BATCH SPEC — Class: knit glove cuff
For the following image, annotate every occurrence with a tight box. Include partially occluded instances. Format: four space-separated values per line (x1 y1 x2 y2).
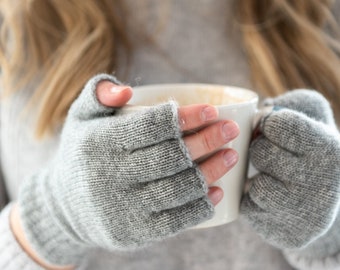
283 210 340 270
18 168 88 265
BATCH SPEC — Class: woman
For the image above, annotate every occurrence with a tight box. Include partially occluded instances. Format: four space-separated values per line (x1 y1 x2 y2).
0 0 339 269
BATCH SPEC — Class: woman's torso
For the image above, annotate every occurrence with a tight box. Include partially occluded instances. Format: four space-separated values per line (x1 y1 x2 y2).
0 1 298 269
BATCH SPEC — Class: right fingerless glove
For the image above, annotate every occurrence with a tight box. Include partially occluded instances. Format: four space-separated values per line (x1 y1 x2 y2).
18 74 214 265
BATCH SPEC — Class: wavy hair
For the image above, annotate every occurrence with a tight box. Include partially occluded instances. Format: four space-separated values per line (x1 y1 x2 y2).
235 0 340 122
0 0 132 137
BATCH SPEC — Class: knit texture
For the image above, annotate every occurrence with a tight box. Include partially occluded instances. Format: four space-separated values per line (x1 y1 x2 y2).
263 90 340 269
2 0 340 268
283 211 340 270
18 74 214 265
241 90 340 260
0 204 44 270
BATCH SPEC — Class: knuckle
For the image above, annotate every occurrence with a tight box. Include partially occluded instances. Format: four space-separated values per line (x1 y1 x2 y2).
204 164 220 182
201 131 217 152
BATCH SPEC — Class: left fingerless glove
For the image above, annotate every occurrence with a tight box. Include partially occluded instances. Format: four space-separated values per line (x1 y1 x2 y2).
241 90 340 269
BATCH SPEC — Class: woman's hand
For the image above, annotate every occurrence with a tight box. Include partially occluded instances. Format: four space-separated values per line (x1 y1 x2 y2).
241 90 340 250
16 74 240 267
96 80 239 205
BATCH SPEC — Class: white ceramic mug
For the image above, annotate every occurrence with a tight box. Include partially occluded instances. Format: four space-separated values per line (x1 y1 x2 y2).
120 83 259 228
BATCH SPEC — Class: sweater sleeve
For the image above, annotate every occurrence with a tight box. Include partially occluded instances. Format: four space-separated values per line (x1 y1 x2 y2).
0 203 45 270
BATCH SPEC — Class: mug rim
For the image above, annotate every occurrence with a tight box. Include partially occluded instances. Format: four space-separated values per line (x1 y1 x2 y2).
126 83 259 110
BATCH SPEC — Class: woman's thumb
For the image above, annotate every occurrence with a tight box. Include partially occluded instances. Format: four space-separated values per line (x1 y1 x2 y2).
68 74 132 120
96 81 132 107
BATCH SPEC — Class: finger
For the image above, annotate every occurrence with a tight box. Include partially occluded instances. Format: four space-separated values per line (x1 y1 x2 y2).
244 174 291 213
240 190 307 249
199 149 239 185
118 143 237 186
241 173 340 249
96 80 132 107
245 172 329 215
68 73 123 120
260 109 333 154
178 104 219 131
117 139 193 182
134 168 223 213
147 197 214 239
133 168 208 212
184 120 239 160
250 138 303 183
96 102 183 150
248 173 330 213
208 186 224 206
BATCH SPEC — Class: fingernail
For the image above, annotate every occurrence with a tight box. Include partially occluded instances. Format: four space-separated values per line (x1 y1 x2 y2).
201 106 218 122
208 188 223 205
111 85 131 94
222 122 239 140
223 151 238 167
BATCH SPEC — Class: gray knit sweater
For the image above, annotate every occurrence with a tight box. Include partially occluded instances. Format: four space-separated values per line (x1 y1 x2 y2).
0 1 339 269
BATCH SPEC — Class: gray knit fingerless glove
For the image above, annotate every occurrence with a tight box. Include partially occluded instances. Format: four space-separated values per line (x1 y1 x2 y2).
18 74 213 265
241 90 340 256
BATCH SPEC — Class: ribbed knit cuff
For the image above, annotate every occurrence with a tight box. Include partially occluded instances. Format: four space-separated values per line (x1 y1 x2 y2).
18 171 87 265
283 211 340 270
284 251 340 270
0 203 44 270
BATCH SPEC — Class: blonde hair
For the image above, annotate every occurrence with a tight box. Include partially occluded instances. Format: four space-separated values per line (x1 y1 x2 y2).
0 0 132 137
0 0 340 138
235 0 340 122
